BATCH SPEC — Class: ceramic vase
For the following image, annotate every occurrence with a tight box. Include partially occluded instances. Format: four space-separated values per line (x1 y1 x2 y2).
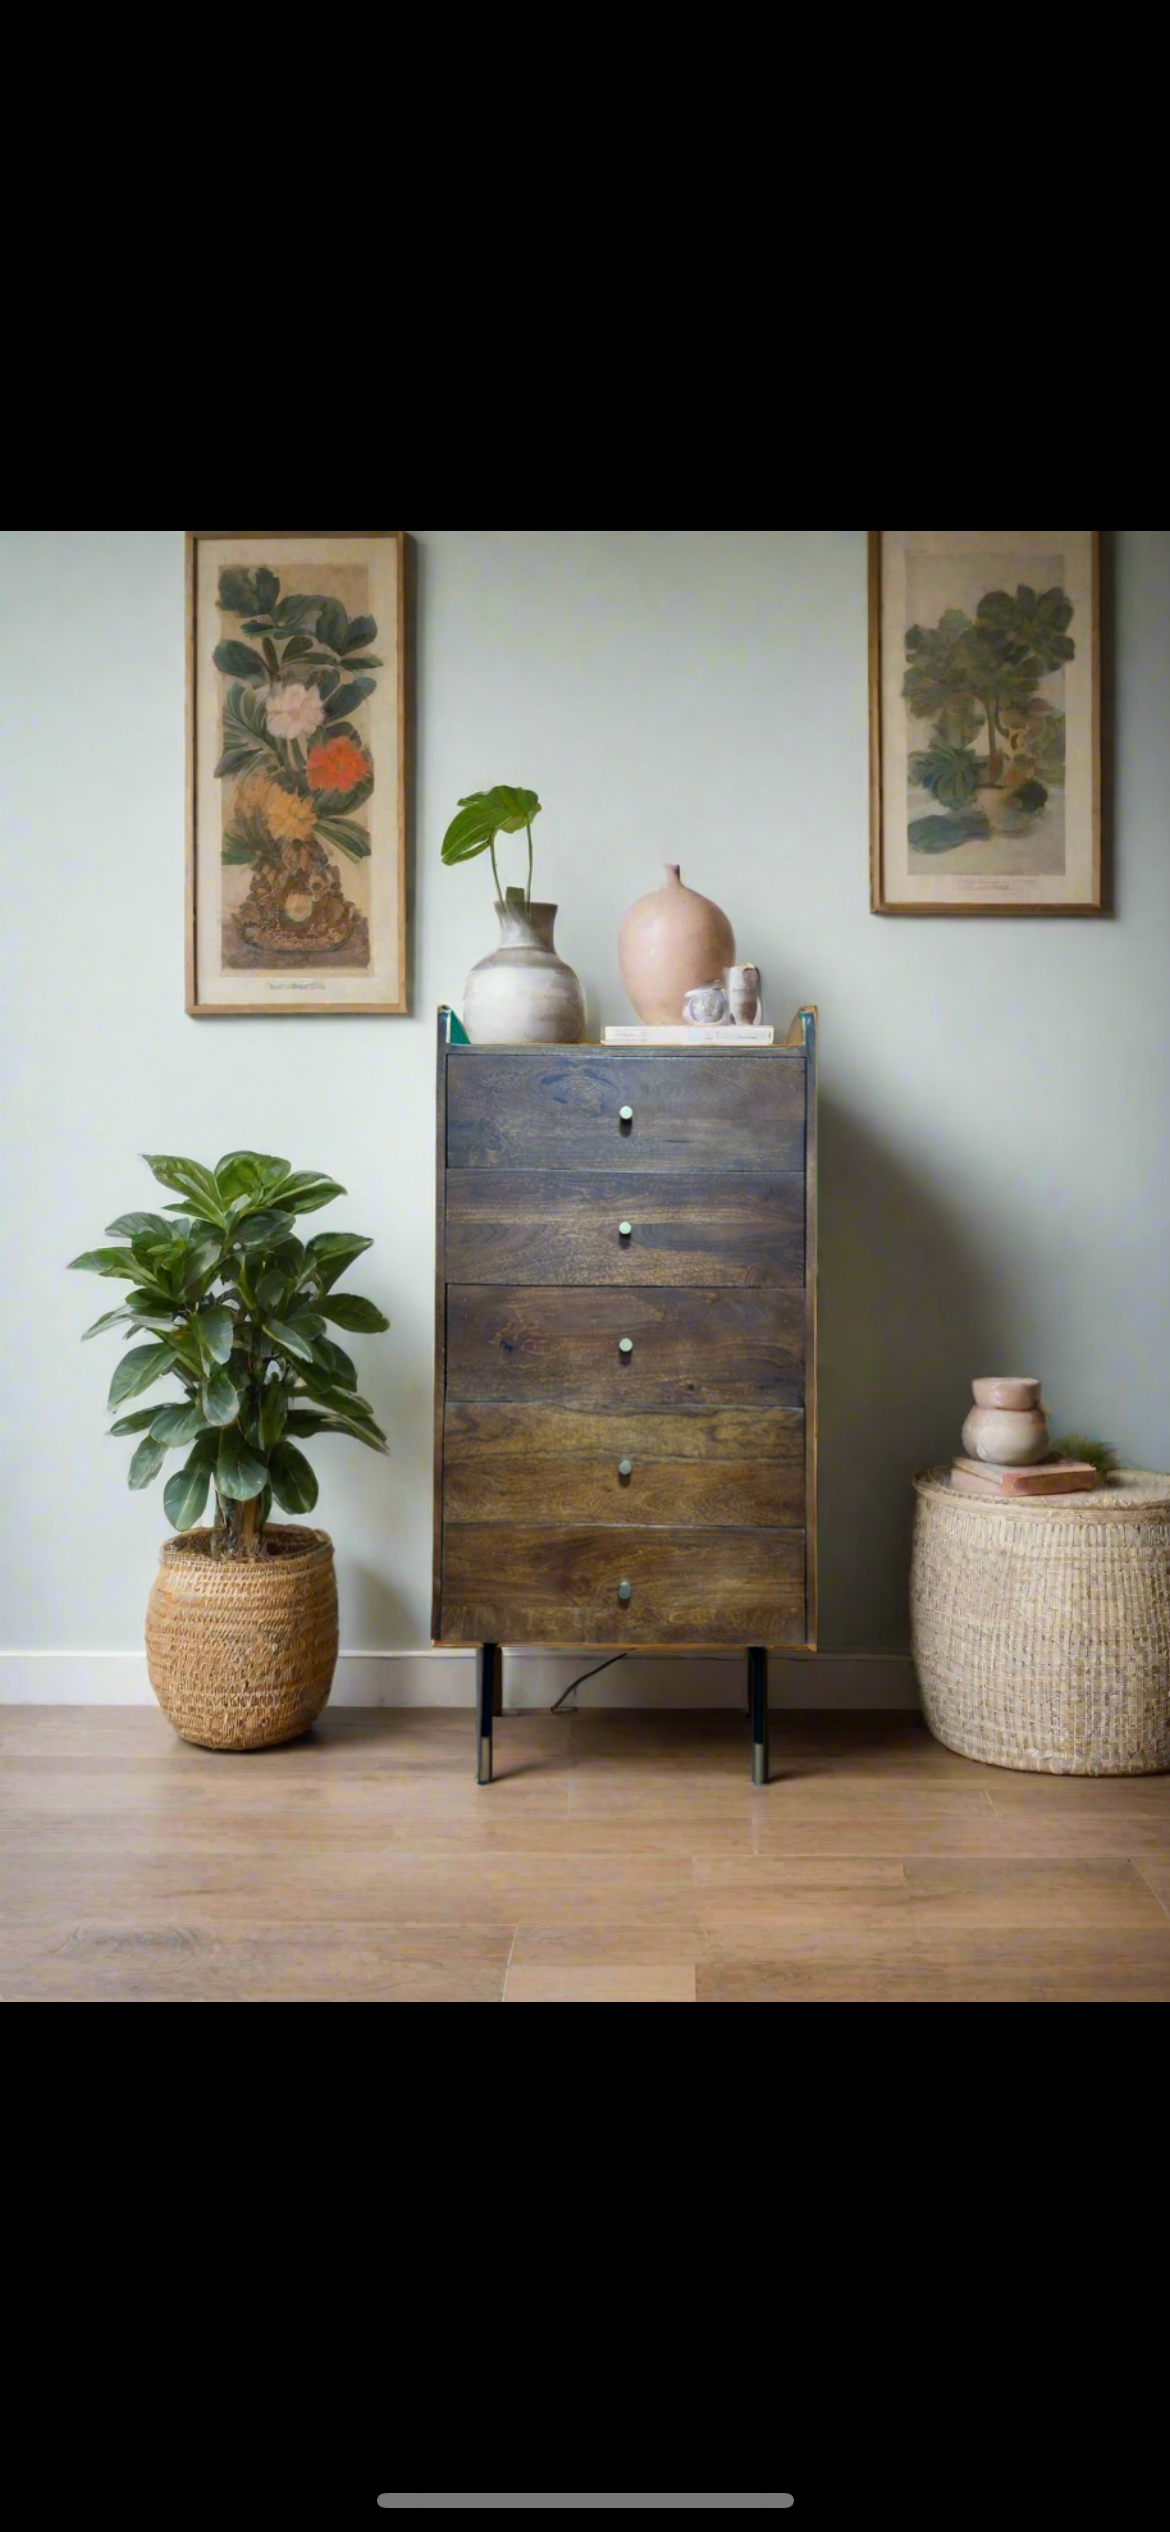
682 984 730 1024
618 862 735 1024
725 963 763 1025
960 1376 1048 1465
462 899 585 1046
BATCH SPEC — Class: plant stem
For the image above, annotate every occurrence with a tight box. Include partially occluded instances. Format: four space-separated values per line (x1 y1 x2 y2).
525 823 533 906
489 839 502 906
983 693 1003 784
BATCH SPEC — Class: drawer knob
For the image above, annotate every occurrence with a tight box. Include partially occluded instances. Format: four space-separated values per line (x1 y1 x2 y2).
617 1580 632 1603
618 1105 634 1126
618 1337 633 1356
618 1220 632 1240
618 1458 633 1478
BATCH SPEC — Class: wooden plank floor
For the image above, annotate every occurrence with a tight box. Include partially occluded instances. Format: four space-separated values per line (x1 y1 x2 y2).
3 1706 1170 2002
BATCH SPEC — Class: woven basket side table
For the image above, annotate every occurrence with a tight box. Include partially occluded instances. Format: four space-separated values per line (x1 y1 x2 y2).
911 1469 1170 1776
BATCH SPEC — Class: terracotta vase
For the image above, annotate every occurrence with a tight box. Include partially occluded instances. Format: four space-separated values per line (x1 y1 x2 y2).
961 1376 1048 1466
462 899 585 1046
618 863 735 1024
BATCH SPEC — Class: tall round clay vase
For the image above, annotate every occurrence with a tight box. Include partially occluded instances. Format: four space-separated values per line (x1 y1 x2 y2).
618 863 735 1024
462 899 585 1045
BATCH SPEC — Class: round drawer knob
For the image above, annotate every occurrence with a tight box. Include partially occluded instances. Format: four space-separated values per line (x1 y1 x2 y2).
619 1337 633 1356
618 1458 633 1478
618 1105 634 1125
617 1580 632 1603
618 1221 632 1239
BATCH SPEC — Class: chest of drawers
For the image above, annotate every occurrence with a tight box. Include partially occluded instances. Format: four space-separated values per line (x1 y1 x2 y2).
432 1009 818 1782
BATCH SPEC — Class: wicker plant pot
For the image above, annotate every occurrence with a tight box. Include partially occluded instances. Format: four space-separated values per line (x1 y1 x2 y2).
145 1525 339 1751
911 1469 1170 1775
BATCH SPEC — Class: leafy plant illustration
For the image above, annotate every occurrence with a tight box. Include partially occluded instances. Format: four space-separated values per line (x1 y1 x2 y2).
904 581 1074 853
905 586 1074 785
213 568 382 956
908 739 982 808
71 1151 389 1561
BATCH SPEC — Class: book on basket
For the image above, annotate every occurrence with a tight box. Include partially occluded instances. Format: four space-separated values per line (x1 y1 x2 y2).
949 1456 1098 1497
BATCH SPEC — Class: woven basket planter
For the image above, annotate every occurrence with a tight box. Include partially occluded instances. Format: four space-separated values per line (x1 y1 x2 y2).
145 1525 338 1751
911 1469 1170 1775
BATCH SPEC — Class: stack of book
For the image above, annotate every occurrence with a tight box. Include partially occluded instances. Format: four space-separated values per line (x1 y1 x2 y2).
603 1023 774 1045
949 1458 1098 1498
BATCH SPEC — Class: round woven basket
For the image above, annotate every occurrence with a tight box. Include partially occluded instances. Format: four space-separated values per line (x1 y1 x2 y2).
911 1469 1170 1775
145 1525 339 1751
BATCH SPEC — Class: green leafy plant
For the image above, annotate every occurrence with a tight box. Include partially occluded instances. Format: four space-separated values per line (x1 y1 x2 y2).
71 1153 388 1559
440 785 542 906
1047 1435 1120 1481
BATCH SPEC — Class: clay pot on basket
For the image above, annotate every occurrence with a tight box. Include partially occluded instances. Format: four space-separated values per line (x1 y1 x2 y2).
618 862 735 1024
145 1526 339 1750
961 1376 1048 1466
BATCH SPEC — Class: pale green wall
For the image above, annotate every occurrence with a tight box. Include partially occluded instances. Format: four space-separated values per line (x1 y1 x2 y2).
2 529 1167 1657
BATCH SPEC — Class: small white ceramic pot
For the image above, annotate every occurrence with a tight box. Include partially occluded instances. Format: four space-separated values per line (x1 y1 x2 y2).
682 983 729 1024
971 1376 1042 1412
725 963 763 1024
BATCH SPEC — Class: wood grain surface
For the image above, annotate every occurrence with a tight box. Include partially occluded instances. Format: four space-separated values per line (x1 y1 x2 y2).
441 1522 806 1646
445 1284 804 1409
446 1049 806 1173
445 1169 804 1286
6 1708 1169 2002
443 1402 804 1528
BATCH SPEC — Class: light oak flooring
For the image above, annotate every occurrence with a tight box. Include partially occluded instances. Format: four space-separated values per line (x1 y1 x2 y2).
3 1706 1170 2002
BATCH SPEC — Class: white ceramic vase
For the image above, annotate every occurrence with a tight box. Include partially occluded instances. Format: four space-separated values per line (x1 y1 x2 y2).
462 899 585 1046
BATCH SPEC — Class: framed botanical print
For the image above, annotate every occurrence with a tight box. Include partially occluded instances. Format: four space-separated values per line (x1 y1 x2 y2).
870 529 1102 914
187 530 408 1011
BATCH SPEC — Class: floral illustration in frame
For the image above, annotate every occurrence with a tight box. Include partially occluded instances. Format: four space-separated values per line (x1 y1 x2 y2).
187 531 408 1011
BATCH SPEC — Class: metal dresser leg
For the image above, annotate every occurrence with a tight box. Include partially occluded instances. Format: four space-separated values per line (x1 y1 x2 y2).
749 1646 769 1786
477 1642 499 1784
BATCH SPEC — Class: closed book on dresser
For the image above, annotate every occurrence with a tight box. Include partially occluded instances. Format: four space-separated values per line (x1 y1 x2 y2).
432 1010 818 1781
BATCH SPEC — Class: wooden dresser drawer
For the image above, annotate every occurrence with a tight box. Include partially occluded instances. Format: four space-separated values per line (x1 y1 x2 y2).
443 1403 805 1528
446 1285 804 1409
442 1521 807 1646
446 1049 805 1173
445 1169 804 1286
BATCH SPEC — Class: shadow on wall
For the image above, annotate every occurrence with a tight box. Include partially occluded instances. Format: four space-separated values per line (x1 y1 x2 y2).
818 1094 1017 1653
342 1561 416 1646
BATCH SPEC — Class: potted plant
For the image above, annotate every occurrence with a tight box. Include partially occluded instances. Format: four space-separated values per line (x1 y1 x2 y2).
441 784 585 1044
70 1150 388 1750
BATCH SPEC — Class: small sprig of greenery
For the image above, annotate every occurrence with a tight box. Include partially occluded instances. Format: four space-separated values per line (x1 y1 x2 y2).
441 785 542 906
1048 1435 1120 1481
71 1152 388 1558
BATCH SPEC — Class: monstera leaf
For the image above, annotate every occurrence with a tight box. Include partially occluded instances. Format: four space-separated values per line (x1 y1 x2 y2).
441 786 542 863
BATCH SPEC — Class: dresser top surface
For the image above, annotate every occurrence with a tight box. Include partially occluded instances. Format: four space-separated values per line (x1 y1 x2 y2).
438 1009 816 1058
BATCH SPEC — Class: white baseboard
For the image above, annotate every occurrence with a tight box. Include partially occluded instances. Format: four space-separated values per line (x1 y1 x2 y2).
0 1648 917 1710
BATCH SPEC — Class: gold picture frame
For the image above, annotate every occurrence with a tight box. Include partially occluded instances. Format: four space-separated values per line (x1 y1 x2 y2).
186 529 409 1012
870 528 1102 915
